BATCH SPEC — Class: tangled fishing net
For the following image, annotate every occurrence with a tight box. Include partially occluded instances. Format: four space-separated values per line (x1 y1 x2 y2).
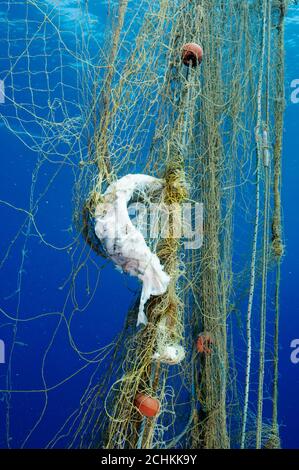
0 0 290 449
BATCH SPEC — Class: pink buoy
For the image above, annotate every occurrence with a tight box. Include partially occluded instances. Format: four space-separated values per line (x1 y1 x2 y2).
182 43 203 67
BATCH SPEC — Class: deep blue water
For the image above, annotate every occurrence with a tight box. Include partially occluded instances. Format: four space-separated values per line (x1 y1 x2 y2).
0 1 298 449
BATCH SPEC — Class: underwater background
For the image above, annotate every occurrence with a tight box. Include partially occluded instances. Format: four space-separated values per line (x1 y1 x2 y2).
0 1 298 449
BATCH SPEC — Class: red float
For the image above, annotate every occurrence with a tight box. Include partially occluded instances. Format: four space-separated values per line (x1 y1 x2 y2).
134 393 160 418
196 333 213 355
182 43 203 67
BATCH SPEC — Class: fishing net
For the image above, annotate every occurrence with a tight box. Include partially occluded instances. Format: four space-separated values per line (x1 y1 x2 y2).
0 0 289 449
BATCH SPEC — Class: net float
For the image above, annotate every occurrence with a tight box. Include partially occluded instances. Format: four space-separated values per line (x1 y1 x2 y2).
134 393 160 418
182 42 203 67
196 332 214 355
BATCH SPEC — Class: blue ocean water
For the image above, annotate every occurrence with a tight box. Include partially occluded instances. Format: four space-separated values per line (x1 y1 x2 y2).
278 6 299 447
0 1 298 449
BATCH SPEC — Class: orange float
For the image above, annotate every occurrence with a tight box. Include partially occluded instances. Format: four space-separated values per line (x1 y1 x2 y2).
134 393 160 418
196 332 213 355
182 43 203 67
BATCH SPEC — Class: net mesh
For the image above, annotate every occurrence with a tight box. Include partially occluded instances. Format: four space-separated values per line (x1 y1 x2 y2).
0 0 288 449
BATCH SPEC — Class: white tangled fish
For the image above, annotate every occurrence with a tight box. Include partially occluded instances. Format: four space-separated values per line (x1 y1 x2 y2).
94 174 170 326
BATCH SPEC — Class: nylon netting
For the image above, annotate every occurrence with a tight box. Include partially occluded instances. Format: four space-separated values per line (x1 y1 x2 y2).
0 0 288 449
